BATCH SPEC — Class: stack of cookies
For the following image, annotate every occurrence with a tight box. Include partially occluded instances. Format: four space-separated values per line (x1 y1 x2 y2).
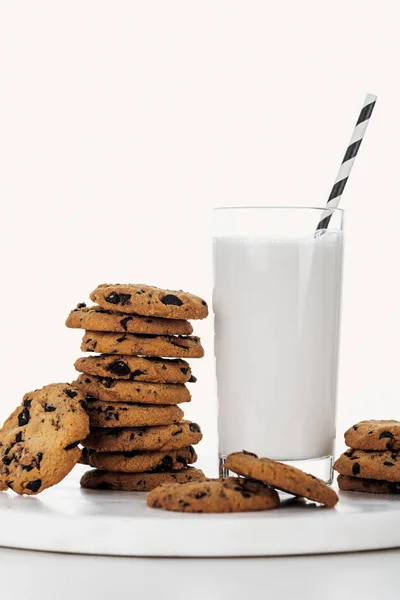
66 283 208 492
334 420 400 495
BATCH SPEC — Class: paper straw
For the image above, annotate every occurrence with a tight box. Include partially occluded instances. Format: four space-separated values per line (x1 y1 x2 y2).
316 93 377 231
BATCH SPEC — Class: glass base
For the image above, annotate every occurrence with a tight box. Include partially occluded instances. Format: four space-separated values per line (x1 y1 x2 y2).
219 454 334 485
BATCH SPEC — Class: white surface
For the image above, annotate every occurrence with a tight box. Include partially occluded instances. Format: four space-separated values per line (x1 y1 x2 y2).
1 466 400 557
214 231 343 459
1 547 400 600
1 2 400 462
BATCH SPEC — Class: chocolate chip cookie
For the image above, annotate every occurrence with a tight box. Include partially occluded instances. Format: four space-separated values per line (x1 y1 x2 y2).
74 355 194 383
334 448 400 482
81 331 204 358
66 304 193 335
344 420 400 451
86 400 184 428
83 421 202 452
147 477 280 513
225 451 338 507
90 284 208 320
87 446 197 472
0 383 89 495
72 374 191 405
337 474 400 494
80 466 206 491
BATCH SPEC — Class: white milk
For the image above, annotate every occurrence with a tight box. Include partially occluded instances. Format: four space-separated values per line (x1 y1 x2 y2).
213 232 343 460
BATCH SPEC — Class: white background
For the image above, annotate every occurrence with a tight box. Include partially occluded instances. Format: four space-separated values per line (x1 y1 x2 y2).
1 0 399 461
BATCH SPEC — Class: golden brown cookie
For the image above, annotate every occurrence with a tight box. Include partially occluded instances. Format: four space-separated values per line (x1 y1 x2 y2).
83 421 202 452
86 400 183 428
74 355 194 384
337 474 400 494
66 304 193 335
90 283 208 320
344 420 400 451
80 466 205 491
72 374 191 405
225 451 338 508
334 448 400 482
0 384 90 495
81 331 204 359
87 446 197 472
147 477 280 513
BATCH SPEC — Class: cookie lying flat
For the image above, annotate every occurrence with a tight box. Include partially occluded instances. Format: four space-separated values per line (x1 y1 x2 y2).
0 383 89 495
83 421 202 452
72 374 191 405
344 420 400 451
74 355 194 384
81 466 205 491
225 451 338 508
86 400 183 428
87 446 197 472
81 331 204 359
337 474 400 494
66 304 193 335
90 283 208 320
147 477 280 513
334 449 400 482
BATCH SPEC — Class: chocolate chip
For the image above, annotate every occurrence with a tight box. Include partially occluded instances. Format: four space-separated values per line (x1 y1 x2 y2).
116 336 127 343
188 375 197 383
195 492 207 499
36 453 43 467
64 441 80 450
65 389 78 399
26 479 42 493
188 446 195 456
21 464 33 471
23 398 32 407
18 407 30 427
2 455 12 465
353 425 358 431
181 368 188 375
202 300 207 306
157 456 173 472
105 292 131 305
15 432 23 443
344 450 354 457
85 378 91 384
189 423 200 433
77 302 87 308
131 370 146 379
161 294 183 306
100 377 115 389
352 462 361 476
79 400 88 411
379 431 394 439
384 461 395 467
241 491 252 498
120 316 133 331
44 404 56 412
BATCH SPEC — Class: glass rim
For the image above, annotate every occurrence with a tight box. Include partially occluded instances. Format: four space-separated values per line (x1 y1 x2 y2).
213 205 344 213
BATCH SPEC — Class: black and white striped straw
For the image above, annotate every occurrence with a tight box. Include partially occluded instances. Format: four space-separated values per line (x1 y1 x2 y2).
316 93 377 231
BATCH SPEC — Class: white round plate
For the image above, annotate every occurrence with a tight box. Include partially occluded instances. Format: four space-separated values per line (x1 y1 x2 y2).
1 465 400 557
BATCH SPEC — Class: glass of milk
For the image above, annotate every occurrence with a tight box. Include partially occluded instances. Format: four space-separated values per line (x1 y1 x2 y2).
213 207 344 483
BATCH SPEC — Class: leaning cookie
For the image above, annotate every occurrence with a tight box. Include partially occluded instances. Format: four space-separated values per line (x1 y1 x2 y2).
81 331 204 359
147 477 280 513
0 383 89 495
72 374 191 405
66 304 193 335
82 421 203 452
90 283 208 320
337 474 400 494
80 466 206 491
86 400 184 428
74 355 194 383
225 451 338 507
334 448 400 482
344 420 400 451
87 446 197 472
